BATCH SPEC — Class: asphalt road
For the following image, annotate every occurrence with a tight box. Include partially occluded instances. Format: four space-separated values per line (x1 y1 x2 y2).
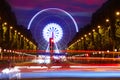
20 78 120 80
1 61 120 80
14 62 120 80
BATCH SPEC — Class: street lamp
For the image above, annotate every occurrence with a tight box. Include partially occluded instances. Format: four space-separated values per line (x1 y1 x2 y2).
92 29 95 32
106 19 109 22
81 37 84 40
114 49 117 52
88 33 91 35
98 25 101 28
4 22 7 25
107 50 109 53
78 39 81 42
10 26 13 29
0 47 2 59
15 30 17 33
84 34 87 37
116 11 120 16
21 35 23 38
18 32 20 35
0 47 2 52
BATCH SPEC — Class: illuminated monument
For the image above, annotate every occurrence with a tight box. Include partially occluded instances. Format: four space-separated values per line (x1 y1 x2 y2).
28 8 78 63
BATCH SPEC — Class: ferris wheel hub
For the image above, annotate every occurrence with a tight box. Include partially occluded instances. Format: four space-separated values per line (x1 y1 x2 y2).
43 23 63 43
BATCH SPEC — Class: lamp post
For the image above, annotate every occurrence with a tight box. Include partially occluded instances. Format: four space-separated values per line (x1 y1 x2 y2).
115 11 120 51
116 11 120 16
0 47 2 59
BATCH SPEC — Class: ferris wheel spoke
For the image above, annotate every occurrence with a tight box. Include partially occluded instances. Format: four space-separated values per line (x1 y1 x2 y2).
43 23 63 43
28 8 78 49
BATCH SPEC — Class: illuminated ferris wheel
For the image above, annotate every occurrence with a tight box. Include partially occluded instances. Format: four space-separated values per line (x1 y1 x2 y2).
43 23 63 43
28 8 78 50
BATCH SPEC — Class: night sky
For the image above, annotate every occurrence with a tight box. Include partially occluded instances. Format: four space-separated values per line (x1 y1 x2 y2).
6 0 107 29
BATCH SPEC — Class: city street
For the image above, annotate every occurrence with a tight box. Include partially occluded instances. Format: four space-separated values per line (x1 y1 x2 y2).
13 62 120 79
0 0 120 80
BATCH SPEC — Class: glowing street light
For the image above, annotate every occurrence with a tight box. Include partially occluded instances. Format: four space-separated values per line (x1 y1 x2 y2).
0 47 2 53
81 37 84 40
18 32 20 35
98 25 101 28
21 35 23 38
15 30 17 33
88 33 91 35
78 39 81 42
84 34 87 37
0 47 2 59
4 22 7 25
106 19 109 22
107 50 110 53
114 49 117 52
92 29 95 32
116 11 120 16
10 26 13 29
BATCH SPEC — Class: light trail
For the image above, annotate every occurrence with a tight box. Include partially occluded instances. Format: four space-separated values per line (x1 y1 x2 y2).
1 49 120 62
68 57 120 60
2 49 120 54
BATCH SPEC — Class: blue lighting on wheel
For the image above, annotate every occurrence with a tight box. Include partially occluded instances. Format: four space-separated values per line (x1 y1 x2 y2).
27 8 78 50
43 23 63 43
27 8 78 32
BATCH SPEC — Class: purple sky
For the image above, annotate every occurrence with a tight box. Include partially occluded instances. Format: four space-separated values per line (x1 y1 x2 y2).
7 0 107 29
